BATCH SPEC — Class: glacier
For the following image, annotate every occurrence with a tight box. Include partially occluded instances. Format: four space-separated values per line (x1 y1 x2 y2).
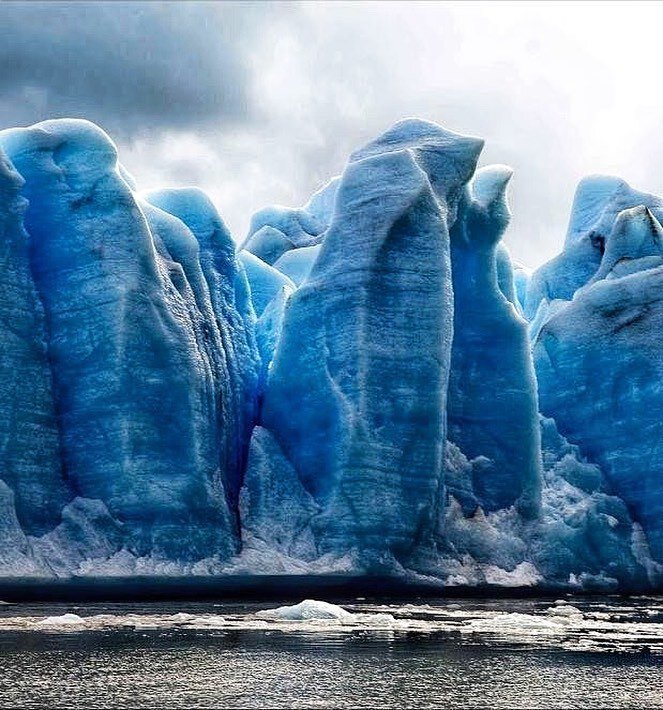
447 164 541 517
0 117 660 592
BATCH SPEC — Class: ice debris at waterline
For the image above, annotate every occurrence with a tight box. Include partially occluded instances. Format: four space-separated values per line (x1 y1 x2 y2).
0 117 660 591
1 599 662 655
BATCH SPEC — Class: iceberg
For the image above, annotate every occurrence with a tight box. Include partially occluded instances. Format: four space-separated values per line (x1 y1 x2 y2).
0 116 658 592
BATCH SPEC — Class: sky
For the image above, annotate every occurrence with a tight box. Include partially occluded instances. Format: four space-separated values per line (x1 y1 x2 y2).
2 0 663 268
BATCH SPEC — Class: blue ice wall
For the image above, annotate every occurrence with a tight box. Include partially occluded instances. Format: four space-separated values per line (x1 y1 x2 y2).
0 120 243 560
243 119 484 564
143 188 260 509
525 176 663 320
0 147 70 535
448 166 542 517
0 116 658 588
533 204 663 562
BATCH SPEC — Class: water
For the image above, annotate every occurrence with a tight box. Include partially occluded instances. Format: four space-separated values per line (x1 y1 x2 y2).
0 596 660 708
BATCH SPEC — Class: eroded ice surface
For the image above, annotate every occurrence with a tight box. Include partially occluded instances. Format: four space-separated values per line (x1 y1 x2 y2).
533 204 663 564
447 165 541 517
0 120 257 563
0 117 659 591
243 120 483 568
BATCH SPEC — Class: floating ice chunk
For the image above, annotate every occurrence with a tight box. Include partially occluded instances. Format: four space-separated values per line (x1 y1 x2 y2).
37 613 84 627
256 599 352 621
464 612 563 634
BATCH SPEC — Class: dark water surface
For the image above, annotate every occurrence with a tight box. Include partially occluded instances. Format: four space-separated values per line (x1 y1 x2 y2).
0 596 660 708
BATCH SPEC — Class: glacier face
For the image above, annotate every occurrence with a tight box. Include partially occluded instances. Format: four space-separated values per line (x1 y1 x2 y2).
0 148 69 536
0 120 258 563
447 165 541 518
245 121 482 567
0 117 659 591
532 204 663 565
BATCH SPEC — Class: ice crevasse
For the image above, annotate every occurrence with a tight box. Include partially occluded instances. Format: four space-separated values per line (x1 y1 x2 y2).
0 117 659 591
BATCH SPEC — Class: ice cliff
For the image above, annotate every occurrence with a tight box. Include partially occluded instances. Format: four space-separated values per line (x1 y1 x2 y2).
531 193 663 568
0 118 659 591
0 120 258 567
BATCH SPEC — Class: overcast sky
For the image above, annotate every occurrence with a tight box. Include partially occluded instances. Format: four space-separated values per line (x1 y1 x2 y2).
2 1 663 268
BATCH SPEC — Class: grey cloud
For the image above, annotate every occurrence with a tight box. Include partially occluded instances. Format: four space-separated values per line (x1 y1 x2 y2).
3 2 662 269
0 1 283 135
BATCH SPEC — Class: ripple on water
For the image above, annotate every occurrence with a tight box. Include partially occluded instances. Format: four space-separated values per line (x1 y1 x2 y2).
0 598 660 708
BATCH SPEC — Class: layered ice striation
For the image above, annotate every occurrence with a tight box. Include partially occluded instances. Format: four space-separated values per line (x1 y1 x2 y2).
533 203 663 564
447 165 541 517
0 147 69 536
0 116 659 590
0 119 259 563
525 175 663 321
242 119 483 568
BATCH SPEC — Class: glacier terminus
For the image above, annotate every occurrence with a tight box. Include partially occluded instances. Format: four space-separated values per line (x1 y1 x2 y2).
0 117 660 592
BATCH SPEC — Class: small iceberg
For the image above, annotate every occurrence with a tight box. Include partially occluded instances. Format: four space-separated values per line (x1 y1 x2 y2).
545 604 584 619
36 613 85 627
256 599 352 621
